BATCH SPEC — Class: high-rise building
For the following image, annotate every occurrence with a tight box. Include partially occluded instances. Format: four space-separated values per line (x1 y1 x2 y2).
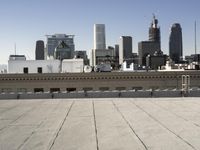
94 24 106 50
35 40 44 60
138 41 160 65
46 34 75 58
169 23 183 63
138 15 162 66
149 15 161 44
54 41 73 60
74 50 89 65
119 36 132 64
115 44 119 58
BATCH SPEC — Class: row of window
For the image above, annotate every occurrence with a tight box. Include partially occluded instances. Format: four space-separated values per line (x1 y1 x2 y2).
0 87 144 93
23 67 42 74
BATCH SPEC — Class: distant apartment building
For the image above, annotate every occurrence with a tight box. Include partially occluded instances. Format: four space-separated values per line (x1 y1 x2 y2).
8 55 83 74
46 34 75 58
74 50 89 65
169 23 183 63
91 49 115 67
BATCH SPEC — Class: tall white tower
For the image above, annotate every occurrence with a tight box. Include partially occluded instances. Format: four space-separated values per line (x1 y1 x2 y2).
94 24 106 50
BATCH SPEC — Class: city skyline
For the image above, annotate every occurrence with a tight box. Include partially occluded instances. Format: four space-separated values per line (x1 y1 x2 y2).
0 0 200 64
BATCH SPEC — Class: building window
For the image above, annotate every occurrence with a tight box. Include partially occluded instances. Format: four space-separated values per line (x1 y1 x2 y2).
34 88 44 93
37 67 42 73
116 87 126 91
66 88 76 92
23 67 28 74
82 87 93 91
1 88 12 93
50 88 60 93
132 87 143 91
17 88 27 93
99 87 109 91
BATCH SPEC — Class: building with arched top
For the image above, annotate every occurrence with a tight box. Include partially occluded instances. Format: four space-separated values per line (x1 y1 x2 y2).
169 23 183 63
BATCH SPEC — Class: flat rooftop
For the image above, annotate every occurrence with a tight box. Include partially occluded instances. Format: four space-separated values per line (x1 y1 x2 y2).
0 98 200 150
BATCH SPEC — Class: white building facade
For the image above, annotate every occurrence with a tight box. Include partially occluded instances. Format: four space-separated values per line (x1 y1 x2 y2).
62 59 84 73
8 59 61 74
8 56 84 74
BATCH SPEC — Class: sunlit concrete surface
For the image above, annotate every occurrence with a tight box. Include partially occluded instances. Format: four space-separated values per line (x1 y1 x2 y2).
0 98 200 150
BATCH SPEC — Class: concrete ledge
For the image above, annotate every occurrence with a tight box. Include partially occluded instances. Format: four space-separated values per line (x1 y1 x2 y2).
0 93 18 100
53 91 85 98
1 90 200 99
19 93 52 99
120 90 152 98
86 91 120 98
188 90 200 97
153 90 181 97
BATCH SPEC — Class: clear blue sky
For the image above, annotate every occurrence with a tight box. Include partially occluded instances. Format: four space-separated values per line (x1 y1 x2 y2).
0 0 199 64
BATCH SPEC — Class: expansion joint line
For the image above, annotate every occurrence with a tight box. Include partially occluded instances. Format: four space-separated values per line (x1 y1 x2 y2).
17 121 44 150
92 101 99 150
130 101 197 150
49 101 75 150
112 101 148 150
0 101 46 133
18 101 64 150
150 100 200 128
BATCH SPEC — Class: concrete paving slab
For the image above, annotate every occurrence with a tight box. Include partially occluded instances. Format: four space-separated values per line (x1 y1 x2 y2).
19 100 73 150
50 101 97 150
0 98 200 150
0 125 37 150
94 100 146 150
113 100 193 150
133 100 200 149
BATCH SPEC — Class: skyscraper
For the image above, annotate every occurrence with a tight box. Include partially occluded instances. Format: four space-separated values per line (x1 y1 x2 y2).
169 23 183 63
94 24 106 50
46 34 75 58
119 36 132 64
54 41 73 60
35 40 44 60
149 15 161 44
138 15 161 66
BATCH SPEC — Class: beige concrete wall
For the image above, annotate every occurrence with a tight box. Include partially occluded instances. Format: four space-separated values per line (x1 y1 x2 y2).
0 71 200 93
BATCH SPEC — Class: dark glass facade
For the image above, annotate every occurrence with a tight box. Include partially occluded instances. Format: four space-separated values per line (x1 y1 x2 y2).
35 40 44 60
169 23 183 63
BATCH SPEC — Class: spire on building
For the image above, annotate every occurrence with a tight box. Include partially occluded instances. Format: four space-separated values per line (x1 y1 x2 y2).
149 15 160 43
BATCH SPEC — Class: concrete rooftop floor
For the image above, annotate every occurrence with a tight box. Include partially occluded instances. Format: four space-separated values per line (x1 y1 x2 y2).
0 98 200 150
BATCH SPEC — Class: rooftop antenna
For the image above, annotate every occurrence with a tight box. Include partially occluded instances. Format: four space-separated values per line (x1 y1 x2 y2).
14 43 16 55
195 21 197 54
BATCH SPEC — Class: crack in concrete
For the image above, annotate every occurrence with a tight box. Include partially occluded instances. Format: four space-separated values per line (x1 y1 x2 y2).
0 101 45 133
48 101 74 150
131 101 197 150
17 121 43 150
92 101 99 150
112 100 148 150
150 100 200 128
